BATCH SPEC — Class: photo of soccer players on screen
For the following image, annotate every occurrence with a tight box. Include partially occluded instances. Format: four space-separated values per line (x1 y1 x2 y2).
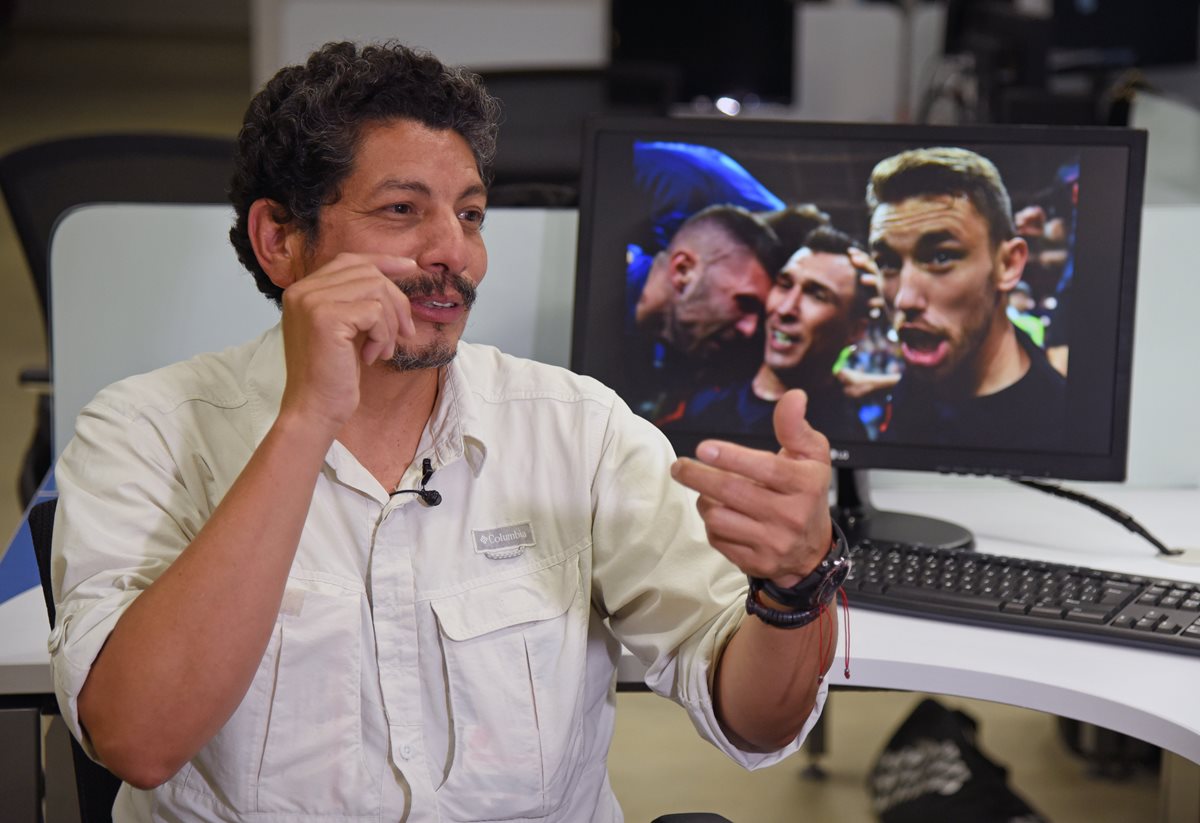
622 138 1081 451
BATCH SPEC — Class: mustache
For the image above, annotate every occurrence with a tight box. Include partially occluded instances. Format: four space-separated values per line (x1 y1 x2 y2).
398 272 478 310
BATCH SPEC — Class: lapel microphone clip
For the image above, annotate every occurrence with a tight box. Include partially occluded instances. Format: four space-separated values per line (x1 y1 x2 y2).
390 458 442 506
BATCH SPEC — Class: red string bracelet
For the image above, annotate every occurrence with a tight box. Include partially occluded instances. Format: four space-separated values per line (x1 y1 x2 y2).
817 588 852 684
838 586 851 679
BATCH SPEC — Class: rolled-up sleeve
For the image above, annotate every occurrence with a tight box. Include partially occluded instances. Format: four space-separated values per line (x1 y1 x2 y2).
49 390 208 759
588 396 824 769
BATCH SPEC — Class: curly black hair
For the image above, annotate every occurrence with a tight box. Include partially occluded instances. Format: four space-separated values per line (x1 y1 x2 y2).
228 41 501 305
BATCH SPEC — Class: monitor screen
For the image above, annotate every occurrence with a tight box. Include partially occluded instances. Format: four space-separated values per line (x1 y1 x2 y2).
1051 0 1200 70
609 0 795 106
571 118 1147 492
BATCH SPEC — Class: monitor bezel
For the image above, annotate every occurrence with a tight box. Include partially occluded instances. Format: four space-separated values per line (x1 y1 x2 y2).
571 116 1147 482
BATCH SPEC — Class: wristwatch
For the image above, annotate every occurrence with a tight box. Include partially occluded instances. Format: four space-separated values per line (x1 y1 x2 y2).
745 521 851 629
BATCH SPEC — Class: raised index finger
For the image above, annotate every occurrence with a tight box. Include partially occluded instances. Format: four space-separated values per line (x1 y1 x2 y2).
678 438 813 499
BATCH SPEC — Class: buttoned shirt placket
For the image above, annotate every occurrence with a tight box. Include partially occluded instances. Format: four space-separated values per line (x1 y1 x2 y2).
372 460 440 820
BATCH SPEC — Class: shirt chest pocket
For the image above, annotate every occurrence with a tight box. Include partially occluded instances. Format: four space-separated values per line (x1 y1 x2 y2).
167 573 383 817
429 549 590 821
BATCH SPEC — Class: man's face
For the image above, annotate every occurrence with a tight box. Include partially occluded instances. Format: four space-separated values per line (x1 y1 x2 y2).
301 118 488 369
667 247 771 359
764 249 862 381
869 194 1020 384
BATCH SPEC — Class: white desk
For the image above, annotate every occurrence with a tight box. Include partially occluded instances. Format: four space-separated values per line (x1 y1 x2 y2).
0 478 59 823
0 588 52 694
843 481 1200 763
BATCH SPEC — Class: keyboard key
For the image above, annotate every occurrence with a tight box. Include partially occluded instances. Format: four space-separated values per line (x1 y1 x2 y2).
884 585 1005 611
1029 605 1065 619
1099 585 1139 606
1065 607 1110 624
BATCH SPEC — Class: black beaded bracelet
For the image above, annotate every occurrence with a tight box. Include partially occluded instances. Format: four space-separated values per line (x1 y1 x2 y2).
744 522 851 629
745 582 826 629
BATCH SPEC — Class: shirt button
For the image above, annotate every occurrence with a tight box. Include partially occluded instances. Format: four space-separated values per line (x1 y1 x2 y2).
399 743 413 760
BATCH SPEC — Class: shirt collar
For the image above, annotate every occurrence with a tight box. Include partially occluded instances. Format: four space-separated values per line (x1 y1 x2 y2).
242 325 488 479
432 346 488 478
244 323 286 448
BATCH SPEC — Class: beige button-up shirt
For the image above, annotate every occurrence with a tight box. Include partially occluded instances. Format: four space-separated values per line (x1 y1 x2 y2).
50 325 823 822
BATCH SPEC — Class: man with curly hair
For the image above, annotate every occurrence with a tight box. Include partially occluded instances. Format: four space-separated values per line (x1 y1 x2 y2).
49 41 840 821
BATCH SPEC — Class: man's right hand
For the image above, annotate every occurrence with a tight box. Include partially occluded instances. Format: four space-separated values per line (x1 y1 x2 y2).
277 252 421 434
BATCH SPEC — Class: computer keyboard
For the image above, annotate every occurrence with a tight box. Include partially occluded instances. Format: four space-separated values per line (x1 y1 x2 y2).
844 539 1200 657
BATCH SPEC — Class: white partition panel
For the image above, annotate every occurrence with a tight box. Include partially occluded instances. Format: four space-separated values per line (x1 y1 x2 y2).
1124 205 1200 486
49 204 579 457
49 204 278 458
255 0 608 86
461 209 577 368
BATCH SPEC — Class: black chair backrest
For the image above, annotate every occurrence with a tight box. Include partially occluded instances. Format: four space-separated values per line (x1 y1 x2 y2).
27 496 122 823
0 134 236 509
0 132 236 331
28 497 58 625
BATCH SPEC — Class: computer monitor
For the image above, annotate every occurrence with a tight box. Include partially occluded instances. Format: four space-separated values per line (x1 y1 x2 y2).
609 0 796 107
571 117 1147 548
945 0 1199 71
943 1 1198 124
1050 0 1200 71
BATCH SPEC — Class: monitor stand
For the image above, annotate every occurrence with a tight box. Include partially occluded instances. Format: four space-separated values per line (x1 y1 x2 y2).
833 468 974 550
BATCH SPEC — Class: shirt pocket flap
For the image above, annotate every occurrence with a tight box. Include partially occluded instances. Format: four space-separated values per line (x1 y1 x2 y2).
431 554 582 641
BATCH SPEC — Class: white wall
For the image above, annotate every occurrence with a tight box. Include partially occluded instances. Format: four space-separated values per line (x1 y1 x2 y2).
252 0 608 91
250 0 945 122
1134 91 1200 206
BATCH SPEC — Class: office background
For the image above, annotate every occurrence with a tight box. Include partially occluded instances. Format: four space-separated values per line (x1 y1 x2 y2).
2 0 1198 820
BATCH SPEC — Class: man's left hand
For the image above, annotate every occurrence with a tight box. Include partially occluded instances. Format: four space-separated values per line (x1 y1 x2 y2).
670 390 833 587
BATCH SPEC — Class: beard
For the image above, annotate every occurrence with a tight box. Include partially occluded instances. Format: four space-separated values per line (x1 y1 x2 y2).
386 339 458 372
384 270 478 373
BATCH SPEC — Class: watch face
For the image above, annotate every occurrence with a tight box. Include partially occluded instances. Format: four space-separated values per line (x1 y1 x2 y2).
816 558 852 605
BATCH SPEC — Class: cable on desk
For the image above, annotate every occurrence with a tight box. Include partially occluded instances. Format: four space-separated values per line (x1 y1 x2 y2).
1012 478 1183 557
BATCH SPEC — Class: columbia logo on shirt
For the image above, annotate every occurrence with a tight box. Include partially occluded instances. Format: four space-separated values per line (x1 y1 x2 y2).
471 522 536 559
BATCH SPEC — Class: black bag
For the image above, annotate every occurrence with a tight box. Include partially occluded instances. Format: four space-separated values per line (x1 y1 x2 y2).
867 698 1050 823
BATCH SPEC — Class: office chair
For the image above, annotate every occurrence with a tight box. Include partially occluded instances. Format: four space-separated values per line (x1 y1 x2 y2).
29 497 123 823
0 133 236 507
